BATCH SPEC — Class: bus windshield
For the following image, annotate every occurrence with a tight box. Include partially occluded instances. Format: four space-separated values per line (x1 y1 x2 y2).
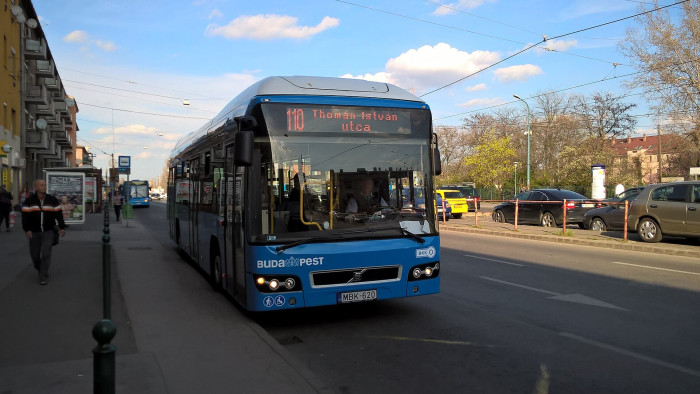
253 103 436 242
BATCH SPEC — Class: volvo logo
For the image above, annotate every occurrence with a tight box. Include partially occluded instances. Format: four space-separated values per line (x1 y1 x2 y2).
348 269 367 283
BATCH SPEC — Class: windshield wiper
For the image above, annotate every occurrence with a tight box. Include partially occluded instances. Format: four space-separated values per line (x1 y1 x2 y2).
369 225 425 244
399 228 425 244
275 235 347 254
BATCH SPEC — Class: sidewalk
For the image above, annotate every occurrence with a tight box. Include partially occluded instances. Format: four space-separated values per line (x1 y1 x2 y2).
0 213 330 393
441 204 700 259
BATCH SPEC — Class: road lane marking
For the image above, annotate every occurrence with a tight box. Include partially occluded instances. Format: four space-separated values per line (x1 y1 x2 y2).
612 261 700 276
480 276 628 310
560 332 700 379
480 276 558 295
464 254 525 266
369 335 491 347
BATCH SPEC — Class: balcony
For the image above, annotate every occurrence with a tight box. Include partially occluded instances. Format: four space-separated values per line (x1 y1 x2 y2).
42 77 61 92
25 130 50 151
25 84 48 105
35 60 55 78
25 38 47 60
53 98 71 123
35 99 55 118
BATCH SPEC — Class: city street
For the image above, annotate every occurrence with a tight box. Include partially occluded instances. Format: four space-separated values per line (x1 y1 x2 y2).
136 202 700 393
2 202 699 393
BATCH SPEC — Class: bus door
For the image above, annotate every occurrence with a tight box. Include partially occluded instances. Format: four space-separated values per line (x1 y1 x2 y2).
189 158 199 260
224 145 246 298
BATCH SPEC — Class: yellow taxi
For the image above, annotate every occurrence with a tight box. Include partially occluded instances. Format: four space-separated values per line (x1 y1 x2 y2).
436 189 469 218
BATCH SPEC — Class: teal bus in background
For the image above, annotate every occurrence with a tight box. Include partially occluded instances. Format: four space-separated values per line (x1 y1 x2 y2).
123 180 151 207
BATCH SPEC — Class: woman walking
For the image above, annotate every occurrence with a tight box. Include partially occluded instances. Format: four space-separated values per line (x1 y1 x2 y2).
113 191 124 222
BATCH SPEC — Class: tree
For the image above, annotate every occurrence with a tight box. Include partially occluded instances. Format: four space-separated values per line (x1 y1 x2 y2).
577 92 637 139
434 125 470 184
462 131 516 189
619 0 700 148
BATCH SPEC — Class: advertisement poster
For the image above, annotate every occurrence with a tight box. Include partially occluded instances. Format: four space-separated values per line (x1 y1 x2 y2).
85 177 96 202
46 172 85 224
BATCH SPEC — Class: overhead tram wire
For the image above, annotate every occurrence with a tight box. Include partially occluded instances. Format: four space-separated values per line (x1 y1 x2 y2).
434 57 699 121
336 0 630 92
421 0 688 97
59 67 227 101
65 84 219 115
79 103 211 120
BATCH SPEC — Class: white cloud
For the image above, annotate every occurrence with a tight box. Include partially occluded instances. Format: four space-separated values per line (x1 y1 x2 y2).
493 64 542 82
341 43 500 93
64 30 89 43
339 72 397 85
64 30 117 52
208 8 223 19
529 39 578 55
465 83 487 92
95 40 117 52
433 0 497 15
459 97 504 108
206 14 339 40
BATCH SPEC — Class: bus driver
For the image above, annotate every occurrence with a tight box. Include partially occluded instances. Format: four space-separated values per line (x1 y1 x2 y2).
345 177 387 214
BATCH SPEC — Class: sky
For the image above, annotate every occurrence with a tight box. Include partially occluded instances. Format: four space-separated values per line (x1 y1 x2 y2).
31 0 685 181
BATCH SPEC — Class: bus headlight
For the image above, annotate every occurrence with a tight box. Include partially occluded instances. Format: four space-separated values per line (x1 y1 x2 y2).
408 262 440 281
254 275 302 293
285 278 296 289
413 268 422 278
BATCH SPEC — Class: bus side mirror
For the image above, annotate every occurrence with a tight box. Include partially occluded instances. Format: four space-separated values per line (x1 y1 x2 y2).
433 147 442 176
432 132 442 176
234 130 254 166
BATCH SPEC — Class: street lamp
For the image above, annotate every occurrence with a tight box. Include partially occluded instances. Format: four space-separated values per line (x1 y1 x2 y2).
513 162 518 197
513 94 531 190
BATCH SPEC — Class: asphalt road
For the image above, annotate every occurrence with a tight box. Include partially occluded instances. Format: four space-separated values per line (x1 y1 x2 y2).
140 202 700 393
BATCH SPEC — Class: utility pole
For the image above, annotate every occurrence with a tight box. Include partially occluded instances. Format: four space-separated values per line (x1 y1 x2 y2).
657 125 662 182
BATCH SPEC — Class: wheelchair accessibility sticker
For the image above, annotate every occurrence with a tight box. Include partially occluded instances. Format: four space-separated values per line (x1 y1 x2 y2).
263 295 286 308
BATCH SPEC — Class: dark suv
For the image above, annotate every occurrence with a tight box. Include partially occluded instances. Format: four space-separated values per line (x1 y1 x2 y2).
627 181 700 242
442 185 481 211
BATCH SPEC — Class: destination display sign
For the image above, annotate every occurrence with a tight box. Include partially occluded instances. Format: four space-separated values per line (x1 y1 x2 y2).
262 104 412 135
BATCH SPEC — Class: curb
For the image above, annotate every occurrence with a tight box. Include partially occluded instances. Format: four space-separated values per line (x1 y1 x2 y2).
441 225 700 259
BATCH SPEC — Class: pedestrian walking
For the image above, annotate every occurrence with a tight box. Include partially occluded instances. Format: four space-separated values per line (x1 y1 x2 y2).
21 179 66 285
19 187 30 209
113 191 123 222
0 185 13 231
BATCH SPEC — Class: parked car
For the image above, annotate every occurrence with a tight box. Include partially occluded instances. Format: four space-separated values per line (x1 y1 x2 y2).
492 188 597 228
399 187 450 220
582 193 638 231
436 194 452 221
441 185 481 211
436 189 469 218
627 181 700 242
600 187 644 205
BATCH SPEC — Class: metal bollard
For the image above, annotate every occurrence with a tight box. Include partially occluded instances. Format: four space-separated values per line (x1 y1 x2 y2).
514 198 519 231
93 197 116 393
562 199 567 231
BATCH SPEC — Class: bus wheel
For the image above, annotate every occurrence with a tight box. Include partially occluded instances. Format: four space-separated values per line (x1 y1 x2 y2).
210 254 223 291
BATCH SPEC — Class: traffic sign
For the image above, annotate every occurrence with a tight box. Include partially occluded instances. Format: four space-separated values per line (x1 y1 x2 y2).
118 156 131 168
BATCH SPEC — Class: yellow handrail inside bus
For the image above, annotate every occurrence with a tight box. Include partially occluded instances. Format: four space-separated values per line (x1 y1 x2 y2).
299 181 322 231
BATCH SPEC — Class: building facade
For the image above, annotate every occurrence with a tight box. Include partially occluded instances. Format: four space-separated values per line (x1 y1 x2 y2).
0 0 88 201
1 0 22 194
611 133 686 184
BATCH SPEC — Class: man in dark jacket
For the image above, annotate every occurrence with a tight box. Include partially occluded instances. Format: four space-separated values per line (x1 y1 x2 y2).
0 185 12 231
21 179 66 285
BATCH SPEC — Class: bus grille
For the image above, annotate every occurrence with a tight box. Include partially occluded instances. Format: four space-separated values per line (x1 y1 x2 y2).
311 266 401 287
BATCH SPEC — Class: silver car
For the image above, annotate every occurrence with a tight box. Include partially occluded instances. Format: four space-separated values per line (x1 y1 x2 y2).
627 181 700 242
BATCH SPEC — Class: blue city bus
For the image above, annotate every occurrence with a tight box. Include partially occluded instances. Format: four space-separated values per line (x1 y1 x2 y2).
167 76 442 311
124 180 151 207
